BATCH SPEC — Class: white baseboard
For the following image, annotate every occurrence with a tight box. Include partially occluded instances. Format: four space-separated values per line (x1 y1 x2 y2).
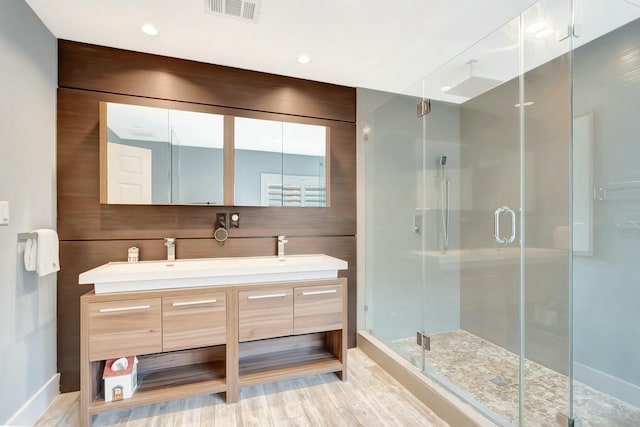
574 362 640 408
5 373 60 427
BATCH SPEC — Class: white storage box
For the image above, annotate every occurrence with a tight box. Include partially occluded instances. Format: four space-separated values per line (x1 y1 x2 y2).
102 356 138 402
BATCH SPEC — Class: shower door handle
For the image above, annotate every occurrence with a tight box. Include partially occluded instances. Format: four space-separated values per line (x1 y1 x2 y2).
494 207 507 244
505 207 516 244
494 206 516 245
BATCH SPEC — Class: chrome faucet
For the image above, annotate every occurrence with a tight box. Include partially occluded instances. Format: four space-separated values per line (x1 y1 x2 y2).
277 235 288 260
164 238 176 261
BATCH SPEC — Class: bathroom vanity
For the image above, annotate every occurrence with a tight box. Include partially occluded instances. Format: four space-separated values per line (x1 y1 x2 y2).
78 255 348 427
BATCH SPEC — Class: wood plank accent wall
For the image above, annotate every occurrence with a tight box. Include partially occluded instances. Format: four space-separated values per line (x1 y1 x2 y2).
57 40 357 392
58 41 355 122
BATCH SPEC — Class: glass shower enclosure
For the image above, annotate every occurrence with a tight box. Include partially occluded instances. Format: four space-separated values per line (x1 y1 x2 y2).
362 0 640 425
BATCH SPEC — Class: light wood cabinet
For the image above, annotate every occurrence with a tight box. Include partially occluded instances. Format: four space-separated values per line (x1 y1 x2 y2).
294 284 344 335
87 298 162 361
80 278 347 427
163 291 226 352
238 287 293 341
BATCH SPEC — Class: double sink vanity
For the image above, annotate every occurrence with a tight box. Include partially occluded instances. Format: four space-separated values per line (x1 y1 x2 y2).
78 254 348 427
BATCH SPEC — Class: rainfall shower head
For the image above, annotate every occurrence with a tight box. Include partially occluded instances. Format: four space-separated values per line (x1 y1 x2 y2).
444 59 502 99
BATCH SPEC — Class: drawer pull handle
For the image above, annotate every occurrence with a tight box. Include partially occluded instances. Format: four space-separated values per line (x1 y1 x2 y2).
302 290 337 296
247 293 287 300
99 305 150 313
172 299 217 307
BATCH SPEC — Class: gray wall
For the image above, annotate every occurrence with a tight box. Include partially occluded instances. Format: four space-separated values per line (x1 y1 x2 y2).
359 88 462 342
171 145 223 205
0 0 58 424
572 18 640 405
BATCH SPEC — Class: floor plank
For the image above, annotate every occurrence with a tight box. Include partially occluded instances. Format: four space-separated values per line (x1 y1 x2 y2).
34 349 448 427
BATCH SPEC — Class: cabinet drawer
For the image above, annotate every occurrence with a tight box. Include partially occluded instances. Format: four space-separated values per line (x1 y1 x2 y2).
294 284 343 335
88 298 162 361
162 292 227 352
238 288 293 342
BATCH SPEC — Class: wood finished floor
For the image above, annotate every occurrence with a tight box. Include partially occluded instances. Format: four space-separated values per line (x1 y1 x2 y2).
34 349 448 427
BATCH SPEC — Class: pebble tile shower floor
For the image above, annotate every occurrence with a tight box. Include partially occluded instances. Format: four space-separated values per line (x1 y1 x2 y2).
393 330 640 426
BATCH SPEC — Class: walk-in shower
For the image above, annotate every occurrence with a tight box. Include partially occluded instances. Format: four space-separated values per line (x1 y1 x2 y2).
361 0 640 425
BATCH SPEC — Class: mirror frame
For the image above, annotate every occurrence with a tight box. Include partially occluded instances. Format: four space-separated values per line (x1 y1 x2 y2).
99 100 331 207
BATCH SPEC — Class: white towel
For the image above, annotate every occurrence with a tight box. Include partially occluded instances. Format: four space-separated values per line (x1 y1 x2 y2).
24 238 37 271
34 229 60 277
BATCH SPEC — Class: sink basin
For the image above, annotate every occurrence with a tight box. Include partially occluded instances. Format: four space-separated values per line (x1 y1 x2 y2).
79 254 348 294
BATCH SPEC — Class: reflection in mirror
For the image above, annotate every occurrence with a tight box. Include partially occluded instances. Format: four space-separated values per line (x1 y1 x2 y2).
169 110 224 205
101 102 224 205
105 103 170 204
234 117 328 207
234 117 283 206
101 102 330 207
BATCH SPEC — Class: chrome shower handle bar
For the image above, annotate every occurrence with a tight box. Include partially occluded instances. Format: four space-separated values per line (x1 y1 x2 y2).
506 207 516 244
494 207 507 244
494 206 516 245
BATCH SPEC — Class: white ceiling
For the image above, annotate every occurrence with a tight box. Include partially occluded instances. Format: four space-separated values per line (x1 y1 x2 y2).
24 0 640 97
418 0 640 103
25 0 547 94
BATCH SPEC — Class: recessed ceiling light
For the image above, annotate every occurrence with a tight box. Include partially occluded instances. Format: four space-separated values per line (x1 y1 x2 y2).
441 86 452 92
141 24 158 36
298 54 311 64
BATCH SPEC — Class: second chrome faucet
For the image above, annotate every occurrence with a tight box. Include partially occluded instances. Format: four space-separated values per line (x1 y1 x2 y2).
164 237 176 261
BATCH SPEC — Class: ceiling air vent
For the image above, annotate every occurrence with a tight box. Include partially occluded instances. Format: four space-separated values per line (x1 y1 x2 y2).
205 0 262 23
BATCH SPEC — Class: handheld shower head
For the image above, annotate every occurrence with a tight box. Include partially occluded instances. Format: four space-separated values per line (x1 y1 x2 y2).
440 156 447 166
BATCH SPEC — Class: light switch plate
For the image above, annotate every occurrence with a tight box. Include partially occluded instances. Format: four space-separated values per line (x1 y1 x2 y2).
0 201 9 225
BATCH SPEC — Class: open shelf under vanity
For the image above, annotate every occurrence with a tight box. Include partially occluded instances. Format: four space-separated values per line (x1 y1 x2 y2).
87 346 226 415
238 332 344 388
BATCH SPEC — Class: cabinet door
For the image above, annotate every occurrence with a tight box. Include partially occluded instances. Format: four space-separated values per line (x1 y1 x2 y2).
162 292 227 352
294 284 343 335
238 288 293 342
88 298 162 361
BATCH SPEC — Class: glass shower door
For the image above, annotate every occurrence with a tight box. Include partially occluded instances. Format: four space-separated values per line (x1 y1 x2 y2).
416 1 573 425
415 14 526 425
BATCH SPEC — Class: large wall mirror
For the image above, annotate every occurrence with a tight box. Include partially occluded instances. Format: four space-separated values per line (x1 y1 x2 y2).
100 102 330 207
234 117 329 207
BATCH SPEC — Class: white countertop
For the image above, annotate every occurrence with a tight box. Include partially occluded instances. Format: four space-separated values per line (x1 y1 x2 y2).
79 254 348 294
